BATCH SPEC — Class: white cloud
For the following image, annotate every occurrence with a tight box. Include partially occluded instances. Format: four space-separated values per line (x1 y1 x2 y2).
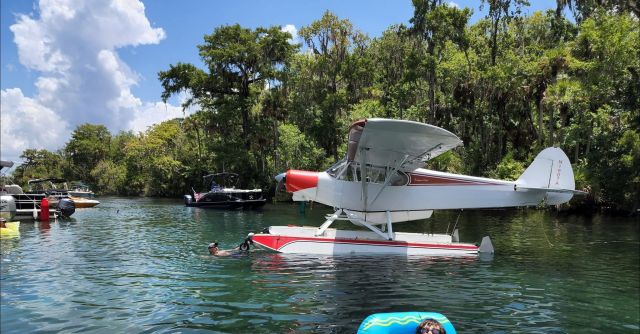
282 24 299 44
0 88 70 161
128 102 185 134
1 0 185 162
447 1 460 8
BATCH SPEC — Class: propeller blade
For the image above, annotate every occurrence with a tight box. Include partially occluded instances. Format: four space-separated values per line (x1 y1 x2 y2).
275 172 286 193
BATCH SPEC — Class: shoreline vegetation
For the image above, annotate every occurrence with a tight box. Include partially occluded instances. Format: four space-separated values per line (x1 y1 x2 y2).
4 2 639 215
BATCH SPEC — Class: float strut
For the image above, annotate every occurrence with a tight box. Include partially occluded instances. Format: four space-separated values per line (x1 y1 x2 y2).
316 209 340 236
386 211 394 240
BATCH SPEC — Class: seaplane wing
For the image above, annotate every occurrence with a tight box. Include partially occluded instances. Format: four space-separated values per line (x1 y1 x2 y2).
347 118 463 172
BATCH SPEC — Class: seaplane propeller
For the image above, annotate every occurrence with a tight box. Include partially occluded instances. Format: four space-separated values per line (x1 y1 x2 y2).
253 118 585 256
274 172 286 194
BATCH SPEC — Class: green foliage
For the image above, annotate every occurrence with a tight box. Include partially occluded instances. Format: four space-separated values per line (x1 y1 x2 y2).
90 160 126 195
65 124 111 183
427 150 464 174
7 5 638 213
12 149 66 186
488 152 526 180
276 123 326 171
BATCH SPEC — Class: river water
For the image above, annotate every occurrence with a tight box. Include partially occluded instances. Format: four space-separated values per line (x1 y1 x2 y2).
1 197 638 333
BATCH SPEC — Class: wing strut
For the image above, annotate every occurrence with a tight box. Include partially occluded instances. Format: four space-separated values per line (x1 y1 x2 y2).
368 155 409 207
418 143 444 162
361 148 368 211
385 211 393 239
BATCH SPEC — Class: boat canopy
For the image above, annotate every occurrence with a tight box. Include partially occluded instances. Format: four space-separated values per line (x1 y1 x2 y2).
27 178 68 192
28 178 68 185
0 160 14 169
202 173 240 189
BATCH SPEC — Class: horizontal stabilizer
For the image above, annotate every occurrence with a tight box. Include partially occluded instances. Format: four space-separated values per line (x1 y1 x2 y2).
514 185 588 195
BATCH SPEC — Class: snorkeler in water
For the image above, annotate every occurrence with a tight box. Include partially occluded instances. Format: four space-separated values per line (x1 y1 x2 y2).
207 235 254 257
207 242 234 256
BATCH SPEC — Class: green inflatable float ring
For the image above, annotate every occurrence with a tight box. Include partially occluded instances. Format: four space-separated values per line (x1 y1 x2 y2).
357 312 456 334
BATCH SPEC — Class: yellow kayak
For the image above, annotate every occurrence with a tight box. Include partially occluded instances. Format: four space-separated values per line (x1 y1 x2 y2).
0 221 20 237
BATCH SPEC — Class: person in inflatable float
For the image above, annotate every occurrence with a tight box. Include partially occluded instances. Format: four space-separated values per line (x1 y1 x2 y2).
416 318 446 334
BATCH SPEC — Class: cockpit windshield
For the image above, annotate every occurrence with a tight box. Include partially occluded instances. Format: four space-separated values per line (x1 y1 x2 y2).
327 159 408 186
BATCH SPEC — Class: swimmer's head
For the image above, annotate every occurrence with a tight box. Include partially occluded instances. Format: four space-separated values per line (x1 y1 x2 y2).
416 319 445 334
208 242 219 254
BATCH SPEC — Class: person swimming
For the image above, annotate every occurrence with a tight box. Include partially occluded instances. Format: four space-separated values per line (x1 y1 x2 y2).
208 242 233 256
208 235 254 257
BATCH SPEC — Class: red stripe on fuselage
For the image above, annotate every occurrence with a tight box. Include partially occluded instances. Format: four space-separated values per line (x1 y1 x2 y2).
251 234 478 251
408 173 500 186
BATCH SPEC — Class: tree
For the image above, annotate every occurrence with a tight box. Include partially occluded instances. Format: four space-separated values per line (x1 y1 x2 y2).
159 24 298 150
409 0 472 123
482 0 529 66
64 124 112 183
298 11 369 160
369 25 414 118
12 149 66 186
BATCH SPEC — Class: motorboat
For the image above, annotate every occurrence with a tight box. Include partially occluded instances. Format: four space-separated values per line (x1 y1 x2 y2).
29 178 99 208
184 172 266 209
68 196 100 208
67 181 97 198
0 164 75 220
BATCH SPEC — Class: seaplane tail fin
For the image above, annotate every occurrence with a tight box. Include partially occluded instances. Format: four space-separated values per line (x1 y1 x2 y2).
515 147 581 205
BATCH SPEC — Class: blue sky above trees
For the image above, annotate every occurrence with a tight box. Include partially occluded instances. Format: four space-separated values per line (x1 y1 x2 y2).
0 0 558 163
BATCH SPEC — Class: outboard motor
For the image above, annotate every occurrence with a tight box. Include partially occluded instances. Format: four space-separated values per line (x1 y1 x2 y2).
58 198 76 218
0 195 17 220
184 194 193 206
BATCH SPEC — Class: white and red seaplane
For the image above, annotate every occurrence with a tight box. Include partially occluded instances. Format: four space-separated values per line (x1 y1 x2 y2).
251 118 583 256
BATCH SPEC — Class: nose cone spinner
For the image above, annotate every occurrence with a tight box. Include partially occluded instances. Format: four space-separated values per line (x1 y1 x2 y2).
285 170 319 193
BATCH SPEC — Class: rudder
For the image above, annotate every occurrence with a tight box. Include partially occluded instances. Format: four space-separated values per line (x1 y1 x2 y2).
516 147 576 205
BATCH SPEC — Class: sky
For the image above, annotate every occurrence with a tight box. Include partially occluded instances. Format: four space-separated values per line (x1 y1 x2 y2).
0 0 559 165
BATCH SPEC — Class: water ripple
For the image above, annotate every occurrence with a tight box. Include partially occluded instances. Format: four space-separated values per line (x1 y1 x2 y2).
1 199 638 333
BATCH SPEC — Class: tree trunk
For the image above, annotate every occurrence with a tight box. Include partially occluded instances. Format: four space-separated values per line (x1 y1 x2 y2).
537 92 544 146
491 19 499 66
548 105 554 145
241 81 251 149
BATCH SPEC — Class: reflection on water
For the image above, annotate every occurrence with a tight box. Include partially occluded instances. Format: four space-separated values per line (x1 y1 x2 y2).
1 198 638 333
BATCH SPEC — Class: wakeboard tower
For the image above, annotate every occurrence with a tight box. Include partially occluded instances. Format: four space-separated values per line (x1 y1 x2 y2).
251 118 584 256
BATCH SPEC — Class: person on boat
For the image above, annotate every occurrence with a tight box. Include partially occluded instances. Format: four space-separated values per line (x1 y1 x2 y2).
210 181 221 192
416 318 446 334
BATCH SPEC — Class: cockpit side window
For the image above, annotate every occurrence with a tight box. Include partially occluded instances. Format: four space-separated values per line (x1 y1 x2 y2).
328 161 408 186
389 171 409 186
